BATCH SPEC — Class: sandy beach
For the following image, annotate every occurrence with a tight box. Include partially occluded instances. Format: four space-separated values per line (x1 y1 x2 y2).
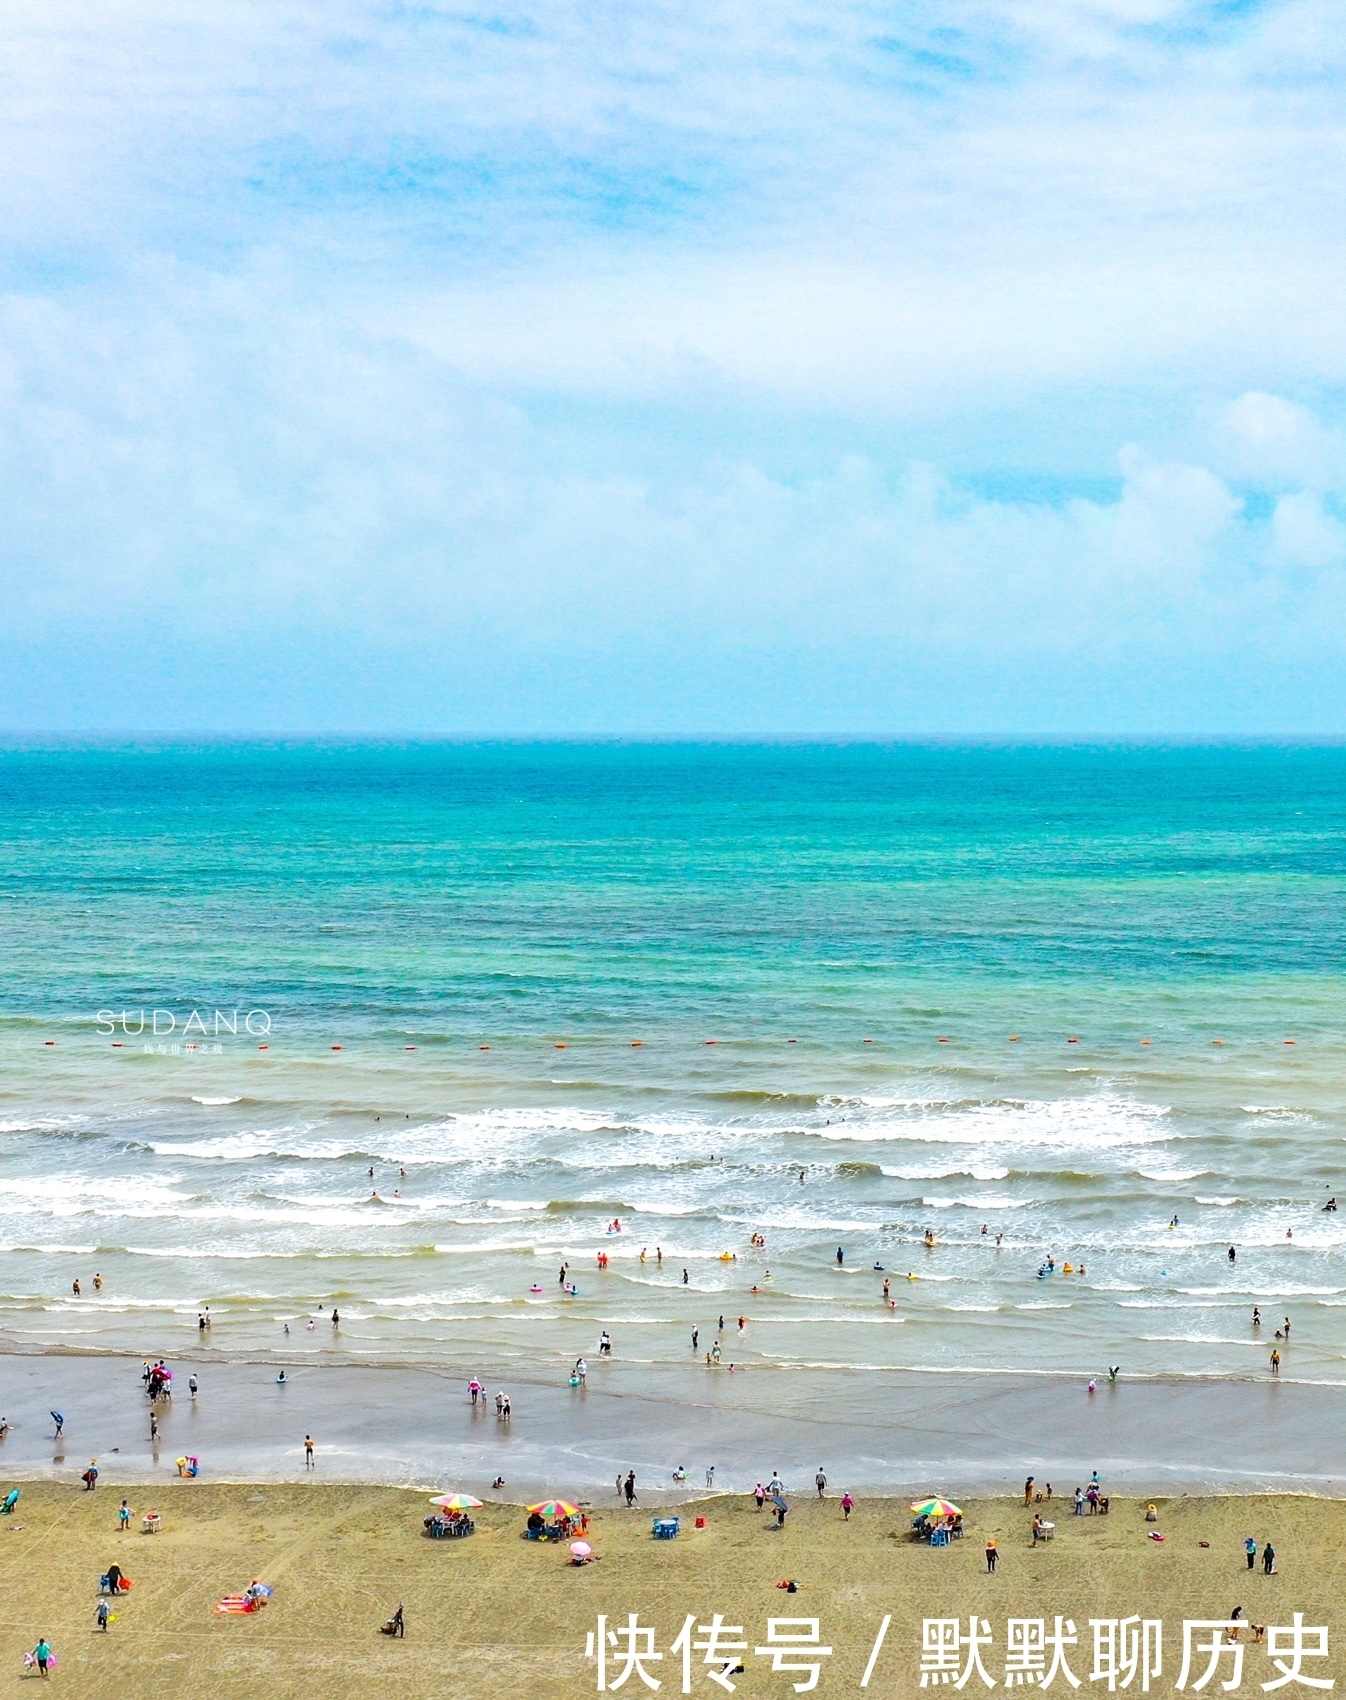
0 1481 1340 1697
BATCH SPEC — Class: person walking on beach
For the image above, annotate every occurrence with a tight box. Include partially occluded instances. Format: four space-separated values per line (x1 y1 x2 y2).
1263 1542 1275 1575
1228 1245 1236 1264
51 1411 64 1438
624 1471 637 1506
706 1465 715 1489
30 1639 52 1677
304 1435 315 1469
815 1467 827 1498
985 1538 998 1573
754 1483 766 1510
574 1357 588 1385
691 1328 698 1350
96 1598 110 1631
82 1461 98 1491
149 1411 158 1443
682 1268 689 1284
841 1492 853 1520
1270 1349 1280 1375
1024 1476 1034 1505
1245 1536 1258 1570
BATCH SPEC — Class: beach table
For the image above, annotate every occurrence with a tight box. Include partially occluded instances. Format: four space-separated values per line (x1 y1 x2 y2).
652 1517 680 1540
141 1512 161 1534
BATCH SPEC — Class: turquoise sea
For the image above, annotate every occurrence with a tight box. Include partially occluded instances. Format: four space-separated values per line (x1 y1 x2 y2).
1 740 1344 1385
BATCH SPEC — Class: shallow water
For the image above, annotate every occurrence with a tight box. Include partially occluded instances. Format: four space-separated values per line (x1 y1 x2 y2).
1 741 1344 1385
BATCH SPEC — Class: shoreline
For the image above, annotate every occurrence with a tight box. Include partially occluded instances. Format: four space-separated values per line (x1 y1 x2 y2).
5 1336 1335 1387
2 1347 1343 1500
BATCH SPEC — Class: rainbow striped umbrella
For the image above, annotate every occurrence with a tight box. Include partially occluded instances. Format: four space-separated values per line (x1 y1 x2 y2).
910 1498 963 1518
528 1500 580 1519
431 1494 483 1510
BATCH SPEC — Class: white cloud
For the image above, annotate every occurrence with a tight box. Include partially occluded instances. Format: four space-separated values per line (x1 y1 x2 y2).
1270 490 1346 570
1213 392 1346 490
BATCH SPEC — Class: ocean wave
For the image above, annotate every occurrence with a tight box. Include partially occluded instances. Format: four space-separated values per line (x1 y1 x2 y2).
807 1095 1171 1151
921 1195 1026 1210
881 1165 1011 1181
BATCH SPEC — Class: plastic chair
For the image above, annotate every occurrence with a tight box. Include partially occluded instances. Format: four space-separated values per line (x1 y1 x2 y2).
930 1526 950 1547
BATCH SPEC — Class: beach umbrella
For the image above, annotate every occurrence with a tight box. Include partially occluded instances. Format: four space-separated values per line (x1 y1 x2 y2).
527 1500 580 1519
570 1541 592 1558
430 1494 483 1511
910 1497 963 1518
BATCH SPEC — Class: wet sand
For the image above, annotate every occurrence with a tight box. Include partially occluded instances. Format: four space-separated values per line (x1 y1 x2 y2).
1 1350 1343 1499
0 1481 1340 1699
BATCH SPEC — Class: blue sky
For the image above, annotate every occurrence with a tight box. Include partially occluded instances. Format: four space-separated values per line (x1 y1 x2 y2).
2 0 1345 731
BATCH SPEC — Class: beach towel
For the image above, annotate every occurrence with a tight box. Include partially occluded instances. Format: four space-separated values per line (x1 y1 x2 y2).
215 1597 258 1613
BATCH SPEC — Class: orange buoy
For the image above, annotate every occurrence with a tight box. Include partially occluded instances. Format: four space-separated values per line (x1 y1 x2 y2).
787 1038 797 1043
1067 1037 1079 1044
631 1040 642 1047
331 1044 342 1051
1212 1039 1223 1046
938 1036 949 1043
555 1042 567 1049
405 1045 416 1050
1008 1035 1021 1042
258 1043 269 1050
1285 1038 1296 1045
44 1040 54 1046
863 1038 874 1044
479 1044 490 1050
1141 1039 1151 1045
706 1039 717 1045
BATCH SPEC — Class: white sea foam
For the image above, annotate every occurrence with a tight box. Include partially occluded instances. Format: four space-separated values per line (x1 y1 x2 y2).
881 1164 1011 1181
